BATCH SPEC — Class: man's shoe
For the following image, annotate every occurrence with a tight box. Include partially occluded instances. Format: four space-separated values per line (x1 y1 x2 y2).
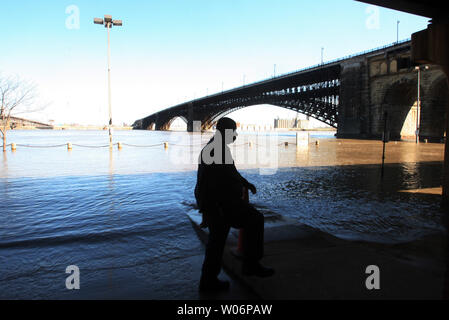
242 262 275 278
199 278 230 292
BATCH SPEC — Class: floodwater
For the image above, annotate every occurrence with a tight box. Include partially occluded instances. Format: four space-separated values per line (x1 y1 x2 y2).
0 129 446 299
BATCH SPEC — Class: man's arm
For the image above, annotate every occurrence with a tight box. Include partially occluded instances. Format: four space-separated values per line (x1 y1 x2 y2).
231 163 257 194
220 162 256 194
219 145 257 194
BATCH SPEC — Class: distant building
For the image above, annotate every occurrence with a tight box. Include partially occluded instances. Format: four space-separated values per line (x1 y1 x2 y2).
274 118 310 129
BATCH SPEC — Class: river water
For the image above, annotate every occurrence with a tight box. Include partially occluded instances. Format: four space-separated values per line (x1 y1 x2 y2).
0 129 446 299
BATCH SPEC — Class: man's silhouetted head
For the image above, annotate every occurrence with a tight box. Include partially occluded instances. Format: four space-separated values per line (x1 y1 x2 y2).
216 117 236 133
216 117 237 144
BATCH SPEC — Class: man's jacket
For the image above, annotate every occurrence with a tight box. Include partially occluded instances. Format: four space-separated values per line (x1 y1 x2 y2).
194 136 250 213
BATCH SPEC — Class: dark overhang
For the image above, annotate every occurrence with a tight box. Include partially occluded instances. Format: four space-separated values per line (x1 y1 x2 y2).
355 0 446 20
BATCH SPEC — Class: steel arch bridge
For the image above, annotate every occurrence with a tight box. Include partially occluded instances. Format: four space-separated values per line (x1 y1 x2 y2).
133 63 341 131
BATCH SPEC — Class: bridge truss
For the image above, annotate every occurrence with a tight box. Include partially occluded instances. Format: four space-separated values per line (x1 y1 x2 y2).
134 64 341 131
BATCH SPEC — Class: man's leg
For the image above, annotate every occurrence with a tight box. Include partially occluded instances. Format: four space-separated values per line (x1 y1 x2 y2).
240 204 264 262
226 201 274 277
200 212 231 291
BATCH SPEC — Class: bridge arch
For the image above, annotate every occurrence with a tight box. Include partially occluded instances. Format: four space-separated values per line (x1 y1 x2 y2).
146 122 155 130
202 101 336 131
381 79 420 140
164 116 188 131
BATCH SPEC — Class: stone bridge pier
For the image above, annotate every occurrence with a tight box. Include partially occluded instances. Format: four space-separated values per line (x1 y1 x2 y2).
337 44 448 142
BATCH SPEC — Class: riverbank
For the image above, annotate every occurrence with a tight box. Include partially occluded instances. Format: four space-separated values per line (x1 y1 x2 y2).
187 208 447 299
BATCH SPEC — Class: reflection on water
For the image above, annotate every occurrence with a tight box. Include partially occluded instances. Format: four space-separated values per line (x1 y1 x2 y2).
251 162 444 243
1 130 443 178
0 130 446 298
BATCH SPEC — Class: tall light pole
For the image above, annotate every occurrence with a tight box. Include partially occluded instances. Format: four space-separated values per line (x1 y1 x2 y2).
94 15 122 149
414 65 429 143
321 47 324 65
396 20 400 43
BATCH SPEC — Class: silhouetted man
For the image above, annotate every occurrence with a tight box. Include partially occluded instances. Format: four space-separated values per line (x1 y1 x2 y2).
195 117 274 292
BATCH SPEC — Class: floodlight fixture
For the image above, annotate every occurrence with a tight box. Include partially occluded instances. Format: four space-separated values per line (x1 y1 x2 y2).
94 15 123 148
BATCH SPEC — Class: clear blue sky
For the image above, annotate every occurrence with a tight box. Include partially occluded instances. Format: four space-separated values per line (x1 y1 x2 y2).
0 0 430 125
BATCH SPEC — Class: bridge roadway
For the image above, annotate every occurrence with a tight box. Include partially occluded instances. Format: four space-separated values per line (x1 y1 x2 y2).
133 40 414 133
133 39 447 144
134 58 342 132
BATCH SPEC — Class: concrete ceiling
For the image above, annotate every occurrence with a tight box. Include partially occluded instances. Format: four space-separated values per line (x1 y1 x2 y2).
355 0 446 19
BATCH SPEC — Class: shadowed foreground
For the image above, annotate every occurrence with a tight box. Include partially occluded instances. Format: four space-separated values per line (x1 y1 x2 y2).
188 207 446 299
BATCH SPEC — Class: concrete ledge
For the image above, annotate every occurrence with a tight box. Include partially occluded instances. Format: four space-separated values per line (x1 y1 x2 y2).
187 209 447 299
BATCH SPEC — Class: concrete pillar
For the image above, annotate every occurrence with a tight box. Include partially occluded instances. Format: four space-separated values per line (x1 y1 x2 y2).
187 102 199 132
296 131 309 146
442 66 449 209
338 58 369 138
187 119 201 132
412 22 449 209
187 119 194 132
